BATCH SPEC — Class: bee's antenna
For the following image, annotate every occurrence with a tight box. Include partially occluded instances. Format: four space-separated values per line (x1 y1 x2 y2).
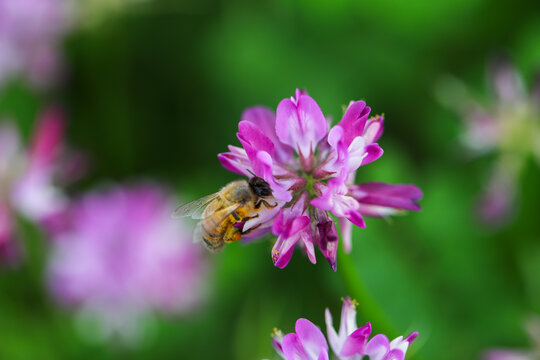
247 169 256 178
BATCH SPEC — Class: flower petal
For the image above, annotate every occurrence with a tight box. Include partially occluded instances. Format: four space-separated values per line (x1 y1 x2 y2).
364 115 384 144
339 298 359 339
243 106 293 163
295 318 329 360
238 120 275 158
314 215 339 271
29 106 64 169
349 182 423 215
337 100 371 147
340 322 372 357
276 91 327 160
338 217 353 253
325 308 340 357
218 145 253 176
271 215 310 269
282 333 310 360
364 334 391 360
361 143 384 167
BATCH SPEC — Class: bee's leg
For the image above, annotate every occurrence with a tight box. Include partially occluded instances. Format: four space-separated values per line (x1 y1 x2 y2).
257 199 278 209
223 225 242 243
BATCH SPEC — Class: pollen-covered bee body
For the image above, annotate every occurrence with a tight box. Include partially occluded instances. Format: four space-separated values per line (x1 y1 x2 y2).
219 180 256 204
173 177 276 252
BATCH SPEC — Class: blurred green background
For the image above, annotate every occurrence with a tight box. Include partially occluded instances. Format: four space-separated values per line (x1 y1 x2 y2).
1 0 540 359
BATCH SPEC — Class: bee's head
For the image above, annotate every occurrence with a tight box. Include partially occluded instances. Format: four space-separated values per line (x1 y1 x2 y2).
249 176 272 197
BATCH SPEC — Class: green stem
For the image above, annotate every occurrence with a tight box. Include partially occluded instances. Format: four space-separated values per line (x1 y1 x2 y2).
338 245 397 337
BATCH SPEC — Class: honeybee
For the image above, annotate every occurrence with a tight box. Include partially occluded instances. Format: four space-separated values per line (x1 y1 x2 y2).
173 176 277 252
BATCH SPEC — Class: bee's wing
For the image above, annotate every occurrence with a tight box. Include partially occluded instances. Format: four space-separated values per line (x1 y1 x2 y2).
172 193 219 219
192 203 241 243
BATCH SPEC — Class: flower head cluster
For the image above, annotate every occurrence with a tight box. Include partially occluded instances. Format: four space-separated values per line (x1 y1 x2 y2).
219 89 422 270
0 108 68 264
442 59 540 225
0 0 74 89
47 184 207 341
272 297 418 360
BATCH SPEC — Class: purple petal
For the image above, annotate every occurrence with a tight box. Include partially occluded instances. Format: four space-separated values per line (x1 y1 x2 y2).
282 333 310 360
340 322 372 357
272 214 310 269
346 210 366 228
337 101 371 147
29 106 64 169
318 351 329 360
339 298 360 339
295 318 329 359
276 92 327 160
243 106 293 163
288 216 311 238
325 308 340 356
272 234 299 269
218 145 252 176
338 217 353 253
242 106 276 133
364 115 384 143
364 334 391 360
238 120 275 158
350 182 423 213
314 216 338 271
272 209 286 236
384 349 406 360
361 144 384 166
404 332 418 344
272 329 286 359
300 230 317 265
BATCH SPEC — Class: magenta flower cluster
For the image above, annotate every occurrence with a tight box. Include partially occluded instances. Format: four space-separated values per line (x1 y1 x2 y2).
219 89 422 270
272 297 418 360
47 184 207 341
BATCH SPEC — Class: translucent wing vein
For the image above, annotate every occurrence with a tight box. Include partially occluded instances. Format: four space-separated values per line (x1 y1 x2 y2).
172 193 219 219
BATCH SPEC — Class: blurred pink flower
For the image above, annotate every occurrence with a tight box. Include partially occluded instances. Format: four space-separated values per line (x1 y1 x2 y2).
47 184 207 341
219 89 422 270
444 58 540 226
272 297 418 360
0 0 74 89
0 108 68 264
